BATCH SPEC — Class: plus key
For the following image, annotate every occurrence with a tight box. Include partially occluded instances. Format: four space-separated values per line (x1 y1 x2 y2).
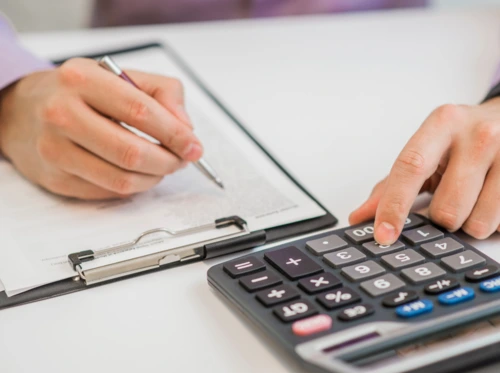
265 246 322 280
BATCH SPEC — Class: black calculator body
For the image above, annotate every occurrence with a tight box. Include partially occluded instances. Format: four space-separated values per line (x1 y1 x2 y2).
207 215 500 373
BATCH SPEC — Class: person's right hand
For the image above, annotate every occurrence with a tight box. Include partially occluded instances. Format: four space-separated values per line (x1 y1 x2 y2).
0 58 203 200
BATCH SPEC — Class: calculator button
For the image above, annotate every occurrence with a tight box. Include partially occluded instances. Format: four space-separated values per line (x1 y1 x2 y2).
317 287 361 310
479 276 500 293
403 214 425 230
360 274 406 297
402 225 444 245
298 272 341 294
441 250 486 273
401 263 446 284
256 285 300 307
362 240 405 257
438 287 475 306
239 270 282 292
273 299 318 322
382 290 418 307
223 256 266 278
344 224 374 244
424 278 459 295
306 235 348 255
381 249 425 270
338 304 374 322
341 260 386 282
396 300 433 318
465 265 499 282
323 247 366 268
420 237 464 259
292 314 333 337
264 246 322 280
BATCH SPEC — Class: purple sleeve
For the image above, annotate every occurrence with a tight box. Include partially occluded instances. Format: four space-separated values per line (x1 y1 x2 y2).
0 15 53 91
491 64 500 88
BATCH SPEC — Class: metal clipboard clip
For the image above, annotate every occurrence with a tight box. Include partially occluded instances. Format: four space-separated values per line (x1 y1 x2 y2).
68 216 249 285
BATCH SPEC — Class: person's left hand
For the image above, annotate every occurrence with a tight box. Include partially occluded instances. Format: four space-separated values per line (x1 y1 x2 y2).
349 98 500 244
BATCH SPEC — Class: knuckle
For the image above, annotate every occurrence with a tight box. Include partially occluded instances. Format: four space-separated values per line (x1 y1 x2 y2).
430 205 461 231
36 137 60 163
394 149 427 177
379 196 407 223
58 59 87 87
40 97 69 129
463 218 492 240
127 99 150 125
474 120 500 144
112 174 137 195
121 143 144 170
432 104 462 124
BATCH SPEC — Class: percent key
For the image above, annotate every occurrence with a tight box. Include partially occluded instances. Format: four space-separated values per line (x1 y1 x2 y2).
317 287 361 310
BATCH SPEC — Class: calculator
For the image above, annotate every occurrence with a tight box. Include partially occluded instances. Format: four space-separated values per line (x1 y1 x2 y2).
207 214 500 373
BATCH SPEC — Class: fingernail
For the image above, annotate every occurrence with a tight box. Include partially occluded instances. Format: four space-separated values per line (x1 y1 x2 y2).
177 105 193 128
376 222 397 244
183 143 202 160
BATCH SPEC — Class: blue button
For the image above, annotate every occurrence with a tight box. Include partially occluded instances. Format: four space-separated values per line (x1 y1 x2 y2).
438 287 475 305
480 276 500 293
396 299 433 318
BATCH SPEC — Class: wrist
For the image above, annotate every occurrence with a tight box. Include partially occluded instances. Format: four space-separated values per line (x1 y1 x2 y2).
0 80 18 157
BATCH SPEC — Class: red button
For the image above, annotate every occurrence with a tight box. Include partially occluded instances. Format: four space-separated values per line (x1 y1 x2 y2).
292 314 332 336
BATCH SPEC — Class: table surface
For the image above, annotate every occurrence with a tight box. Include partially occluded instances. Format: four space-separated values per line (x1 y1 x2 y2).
2 7 500 373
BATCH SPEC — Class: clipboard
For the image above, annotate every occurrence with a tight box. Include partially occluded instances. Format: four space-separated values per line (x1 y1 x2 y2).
0 43 337 311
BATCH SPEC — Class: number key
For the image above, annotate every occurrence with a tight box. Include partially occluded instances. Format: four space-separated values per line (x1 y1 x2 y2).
420 237 464 259
341 260 386 281
381 249 425 270
441 250 486 273
362 240 405 256
401 263 446 284
403 214 424 230
360 274 406 297
402 225 444 245
323 247 366 268
345 224 374 244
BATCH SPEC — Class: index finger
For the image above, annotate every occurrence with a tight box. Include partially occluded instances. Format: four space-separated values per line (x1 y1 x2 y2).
373 105 457 244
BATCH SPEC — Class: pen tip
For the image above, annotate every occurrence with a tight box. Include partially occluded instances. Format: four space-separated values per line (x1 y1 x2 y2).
216 179 225 190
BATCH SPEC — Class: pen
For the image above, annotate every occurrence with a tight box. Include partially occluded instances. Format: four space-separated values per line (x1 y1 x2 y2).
98 55 225 190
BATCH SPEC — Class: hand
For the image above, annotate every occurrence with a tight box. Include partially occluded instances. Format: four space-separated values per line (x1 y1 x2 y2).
0 58 202 199
350 99 500 244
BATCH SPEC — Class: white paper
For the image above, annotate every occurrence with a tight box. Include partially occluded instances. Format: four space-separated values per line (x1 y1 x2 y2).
0 47 325 296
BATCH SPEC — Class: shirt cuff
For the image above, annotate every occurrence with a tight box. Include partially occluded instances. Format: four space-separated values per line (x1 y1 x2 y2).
0 38 53 91
482 64 500 103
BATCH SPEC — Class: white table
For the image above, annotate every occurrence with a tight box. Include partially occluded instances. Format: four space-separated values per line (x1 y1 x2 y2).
2 7 500 373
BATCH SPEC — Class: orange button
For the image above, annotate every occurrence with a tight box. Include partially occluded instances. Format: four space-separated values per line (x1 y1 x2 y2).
292 314 332 337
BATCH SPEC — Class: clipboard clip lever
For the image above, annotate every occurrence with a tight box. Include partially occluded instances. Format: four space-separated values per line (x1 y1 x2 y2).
68 216 249 284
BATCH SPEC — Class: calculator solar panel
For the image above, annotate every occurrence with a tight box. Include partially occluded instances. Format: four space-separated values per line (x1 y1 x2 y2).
207 215 500 373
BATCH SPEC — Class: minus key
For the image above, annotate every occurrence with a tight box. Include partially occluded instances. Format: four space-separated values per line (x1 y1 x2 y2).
239 270 282 292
